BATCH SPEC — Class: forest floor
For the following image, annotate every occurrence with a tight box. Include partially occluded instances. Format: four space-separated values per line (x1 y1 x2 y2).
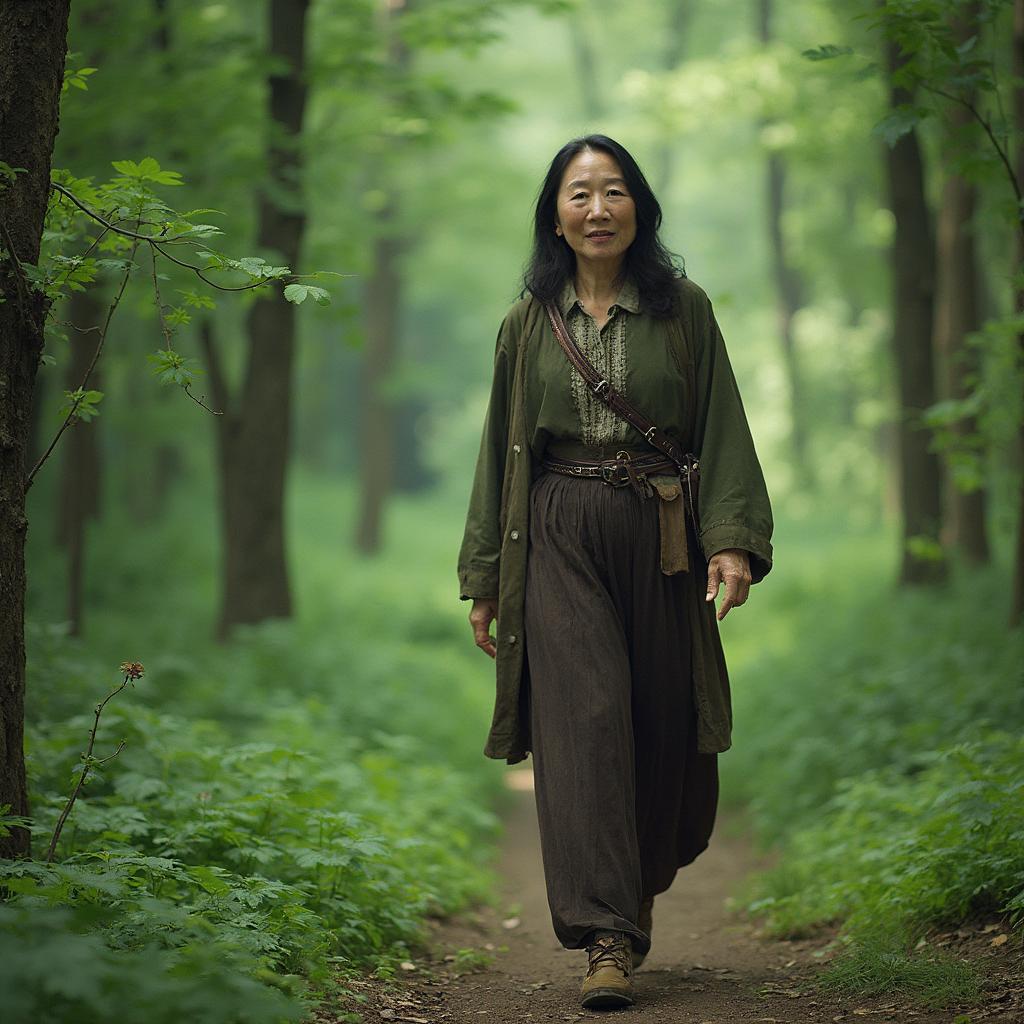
322 768 1023 1024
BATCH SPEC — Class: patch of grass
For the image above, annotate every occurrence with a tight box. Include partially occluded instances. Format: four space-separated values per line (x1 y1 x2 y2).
817 932 982 1009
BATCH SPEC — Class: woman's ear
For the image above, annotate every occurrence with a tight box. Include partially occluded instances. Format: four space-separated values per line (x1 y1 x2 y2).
554 221 563 237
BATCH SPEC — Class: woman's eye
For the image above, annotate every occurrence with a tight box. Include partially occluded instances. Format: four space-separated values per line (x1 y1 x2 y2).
572 193 587 201
608 189 625 196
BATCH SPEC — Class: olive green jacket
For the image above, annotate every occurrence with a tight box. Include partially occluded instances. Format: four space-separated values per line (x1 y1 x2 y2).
457 275 773 765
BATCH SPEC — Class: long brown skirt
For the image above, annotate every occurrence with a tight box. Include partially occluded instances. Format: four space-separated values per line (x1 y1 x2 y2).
523 465 719 958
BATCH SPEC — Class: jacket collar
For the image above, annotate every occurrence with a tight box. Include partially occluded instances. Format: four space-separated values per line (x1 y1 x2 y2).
558 275 641 317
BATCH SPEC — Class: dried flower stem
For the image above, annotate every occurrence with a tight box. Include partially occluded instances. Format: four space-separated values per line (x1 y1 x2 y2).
45 663 143 864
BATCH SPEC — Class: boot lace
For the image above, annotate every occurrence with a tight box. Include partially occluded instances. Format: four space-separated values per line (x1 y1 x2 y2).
585 934 632 978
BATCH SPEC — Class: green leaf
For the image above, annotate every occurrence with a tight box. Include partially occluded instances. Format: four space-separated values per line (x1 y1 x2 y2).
178 289 216 311
238 257 270 277
147 349 205 388
873 106 926 146
284 283 330 306
188 865 233 895
58 388 104 422
110 157 184 187
0 161 28 183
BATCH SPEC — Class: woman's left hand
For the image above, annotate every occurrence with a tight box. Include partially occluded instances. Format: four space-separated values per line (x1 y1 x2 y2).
705 548 752 621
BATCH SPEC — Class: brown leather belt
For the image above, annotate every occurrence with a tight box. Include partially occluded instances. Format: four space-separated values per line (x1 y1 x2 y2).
540 445 694 572
541 449 678 494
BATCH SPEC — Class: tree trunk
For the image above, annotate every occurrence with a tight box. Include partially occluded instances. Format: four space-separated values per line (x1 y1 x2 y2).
354 204 403 554
934 172 989 564
0 0 73 859
934 172 988 561
932 4 988 565
1011 0 1024 625
55 289 105 637
353 4 410 555
883 36 946 585
655 0 691 196
569 8 604 122
758 0 813 489
205 0 310 638
140 0 184 520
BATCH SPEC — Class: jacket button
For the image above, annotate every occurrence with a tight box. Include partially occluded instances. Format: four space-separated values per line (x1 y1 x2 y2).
510 529 520 540
507 634 517 644
512 443 521 453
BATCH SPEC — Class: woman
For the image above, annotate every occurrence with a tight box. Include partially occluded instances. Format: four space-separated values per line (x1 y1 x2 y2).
456 134 773 1011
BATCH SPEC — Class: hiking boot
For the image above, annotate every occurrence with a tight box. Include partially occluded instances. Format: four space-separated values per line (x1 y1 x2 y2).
632 896 655 969
580 930 635 1009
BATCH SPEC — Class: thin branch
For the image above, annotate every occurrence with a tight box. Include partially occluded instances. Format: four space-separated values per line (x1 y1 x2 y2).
151 244 175 350
51 180 288 293
989 28 1010 150
91 741 127 766
923 82 1024 237
147 249 221 413
182 382 223 415
199 316 232 418
25 228 142 493
49 181 192 242
50 223 113 293
147 237 278 292
49 318 103 337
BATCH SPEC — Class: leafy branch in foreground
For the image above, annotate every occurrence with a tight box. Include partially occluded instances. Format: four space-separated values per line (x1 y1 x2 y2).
802 1 1019 229
44 662 145 864
0 155 343 490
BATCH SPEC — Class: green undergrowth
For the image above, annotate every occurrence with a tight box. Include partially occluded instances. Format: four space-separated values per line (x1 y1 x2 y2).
7 470 511 1023
721 519 1024 1006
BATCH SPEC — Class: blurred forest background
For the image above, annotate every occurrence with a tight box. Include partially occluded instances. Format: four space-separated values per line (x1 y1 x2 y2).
1 0 1023 1021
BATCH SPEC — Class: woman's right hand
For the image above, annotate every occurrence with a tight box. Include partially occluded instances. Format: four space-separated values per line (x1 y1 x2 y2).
469 598 499 659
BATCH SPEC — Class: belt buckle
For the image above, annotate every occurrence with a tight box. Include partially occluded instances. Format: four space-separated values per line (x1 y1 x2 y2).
599 450 632 487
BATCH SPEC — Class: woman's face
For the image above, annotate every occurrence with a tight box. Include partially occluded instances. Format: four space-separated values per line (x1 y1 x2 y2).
554 148 637 268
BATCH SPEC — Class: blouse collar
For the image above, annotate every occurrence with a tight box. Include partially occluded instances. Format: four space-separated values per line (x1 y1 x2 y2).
557 276 641 317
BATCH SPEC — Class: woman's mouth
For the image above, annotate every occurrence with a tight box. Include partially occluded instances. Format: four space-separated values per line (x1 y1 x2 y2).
587 231 615 241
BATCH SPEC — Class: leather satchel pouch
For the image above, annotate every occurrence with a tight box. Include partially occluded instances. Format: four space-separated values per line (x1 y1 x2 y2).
650 473 689 574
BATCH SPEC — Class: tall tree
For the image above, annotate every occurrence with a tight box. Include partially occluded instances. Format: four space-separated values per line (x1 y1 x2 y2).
933 3 989 565
655 0 692 196
354 194 406 554
569 6 605 122
758 0 813 489
1012 0 1024 625
139 0 185 520
353 0 411 555
55 289 105 637
0 0 73 859
201 0 311 637
883 30 946 585
51 14 108 636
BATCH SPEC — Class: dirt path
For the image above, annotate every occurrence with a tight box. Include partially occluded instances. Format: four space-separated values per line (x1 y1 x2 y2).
329 768 1021 1024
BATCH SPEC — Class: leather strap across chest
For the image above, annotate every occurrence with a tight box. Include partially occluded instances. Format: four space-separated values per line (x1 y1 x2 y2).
542 299 701 532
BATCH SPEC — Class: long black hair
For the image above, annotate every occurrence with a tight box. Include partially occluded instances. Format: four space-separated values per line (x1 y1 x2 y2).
521 134 685 319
